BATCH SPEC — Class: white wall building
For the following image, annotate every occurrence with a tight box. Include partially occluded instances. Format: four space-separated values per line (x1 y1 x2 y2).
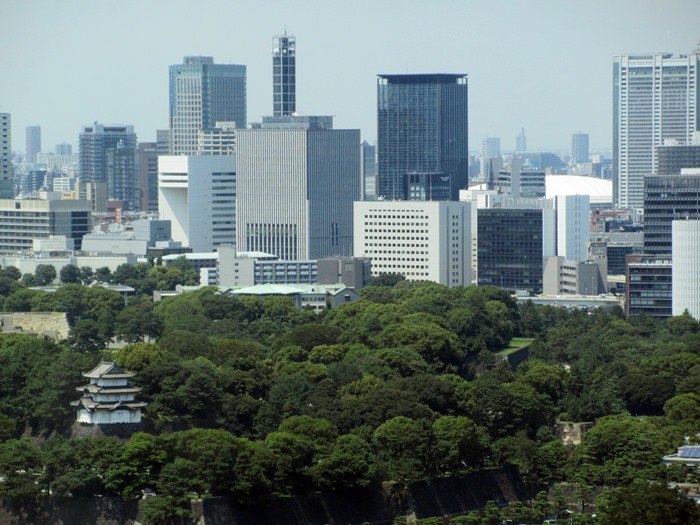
158 155 236 253
556 194 590 262
353 200 471 287
613 52 699 209
672 219 700 318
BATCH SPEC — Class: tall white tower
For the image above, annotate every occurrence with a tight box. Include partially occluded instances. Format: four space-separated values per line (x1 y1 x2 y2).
613 52 699 210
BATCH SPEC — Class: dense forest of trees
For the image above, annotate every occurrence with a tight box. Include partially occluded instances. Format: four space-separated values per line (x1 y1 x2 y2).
0 265 699 524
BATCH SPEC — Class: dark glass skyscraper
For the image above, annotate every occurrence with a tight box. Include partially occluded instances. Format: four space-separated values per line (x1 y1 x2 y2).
272 33 296 117
377 74 468 200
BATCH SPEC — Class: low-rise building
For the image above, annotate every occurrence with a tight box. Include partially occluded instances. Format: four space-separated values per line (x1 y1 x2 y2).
220 283 360 312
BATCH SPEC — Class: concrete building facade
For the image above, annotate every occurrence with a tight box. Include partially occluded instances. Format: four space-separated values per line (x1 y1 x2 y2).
613 52 699 209
353 200 471 287
236 119 360 260
78 123 138 211
0 198 91 254
158 155 236 253
672 219 700 318
169 56 246 155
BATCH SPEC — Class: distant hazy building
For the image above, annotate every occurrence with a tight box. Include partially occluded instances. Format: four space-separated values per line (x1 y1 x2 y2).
272 32 296 117
516 128 527 153
361 140 377 200
81 219 171 257
0 113 13 198
613 52 699 209
656 134 700 175
156 130 170 155
197 121 237 155
377 74 468 200
480 137 501 181
137 142 158 214
643 170 700 255
169 56 246 155
25 125 41 163
0 197 91 254
236 116 360 260
354 200 471 287
493 158 546 199
158 155 236 252
78 123 138 210
672 220 700 318
571 132 589 164
55 142 72 156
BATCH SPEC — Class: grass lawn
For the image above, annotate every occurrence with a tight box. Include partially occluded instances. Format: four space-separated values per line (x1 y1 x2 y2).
495 337 534 356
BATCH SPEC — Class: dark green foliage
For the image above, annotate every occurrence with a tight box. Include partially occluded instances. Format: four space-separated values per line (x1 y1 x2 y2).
600 481 700 525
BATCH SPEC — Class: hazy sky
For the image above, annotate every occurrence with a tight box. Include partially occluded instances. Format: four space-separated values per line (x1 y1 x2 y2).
2 0 699 154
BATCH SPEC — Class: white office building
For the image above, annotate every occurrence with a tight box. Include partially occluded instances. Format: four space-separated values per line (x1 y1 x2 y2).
672 219 700 318
556 194 590 262
158 155 236 252
236 117 360 260
613 52 699 209
353 200 471 287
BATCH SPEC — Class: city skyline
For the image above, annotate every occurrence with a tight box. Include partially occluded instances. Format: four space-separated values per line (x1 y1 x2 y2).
2 0 699 153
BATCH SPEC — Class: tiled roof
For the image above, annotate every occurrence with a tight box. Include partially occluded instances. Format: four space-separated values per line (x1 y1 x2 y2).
83 361 134 380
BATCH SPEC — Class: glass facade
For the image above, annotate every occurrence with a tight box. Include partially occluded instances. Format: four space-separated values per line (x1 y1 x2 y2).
643 174 700 255
377 74 468 200
477 208 544 294
169 57 246 155
272 34 295 117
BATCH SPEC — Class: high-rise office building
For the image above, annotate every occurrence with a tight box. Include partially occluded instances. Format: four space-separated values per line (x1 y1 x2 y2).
272 32 296 117
515 128 527 153
55 142 72 156
656 133 700 175
236 116 360 260
158 155 236 252
25 125 41 163
79 123 138 211
613 52 699 209
477 207 556 294
643 170 700 255
0 114 11 198
571 132 589 164
361 140 377 200
377 74 468 200
480 137 501 181
354 200 471 287
137 142 158 214
169 56 246 155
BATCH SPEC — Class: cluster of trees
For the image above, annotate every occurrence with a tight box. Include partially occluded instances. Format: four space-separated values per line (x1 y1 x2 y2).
0 277 700 523
0 257 199 308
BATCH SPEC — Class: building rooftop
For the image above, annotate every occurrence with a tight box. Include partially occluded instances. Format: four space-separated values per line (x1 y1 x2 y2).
83 361 134 380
